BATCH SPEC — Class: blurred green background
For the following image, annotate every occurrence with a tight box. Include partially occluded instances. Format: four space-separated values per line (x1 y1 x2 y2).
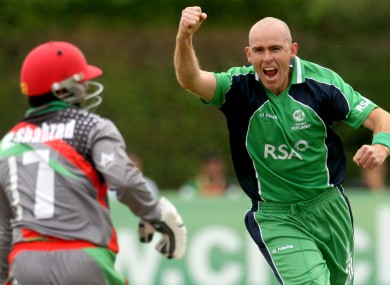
1 0 390 189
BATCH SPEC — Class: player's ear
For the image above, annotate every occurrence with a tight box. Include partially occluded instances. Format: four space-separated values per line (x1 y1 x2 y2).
290 42 298 58
245 47 252 63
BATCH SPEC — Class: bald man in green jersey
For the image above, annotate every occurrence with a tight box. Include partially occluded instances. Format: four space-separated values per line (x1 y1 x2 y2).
174 6 390 285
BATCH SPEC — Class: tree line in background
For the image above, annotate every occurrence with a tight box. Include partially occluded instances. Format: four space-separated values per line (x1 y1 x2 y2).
1 0 390 189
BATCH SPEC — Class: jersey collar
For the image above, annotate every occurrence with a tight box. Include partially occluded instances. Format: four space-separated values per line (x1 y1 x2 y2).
25 100 71 117
290 56 305 85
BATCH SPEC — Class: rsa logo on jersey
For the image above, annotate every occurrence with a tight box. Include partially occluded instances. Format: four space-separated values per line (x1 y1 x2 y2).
263 140 309 160
356 98 371 112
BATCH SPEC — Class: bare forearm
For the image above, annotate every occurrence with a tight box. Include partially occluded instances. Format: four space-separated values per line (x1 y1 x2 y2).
174 37 216 101
174 6 216 101
363 108 390 134
174 37 201 90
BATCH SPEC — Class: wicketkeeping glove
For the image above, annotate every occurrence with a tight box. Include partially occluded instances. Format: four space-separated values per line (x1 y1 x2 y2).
151 197 187 259
138 219 155 243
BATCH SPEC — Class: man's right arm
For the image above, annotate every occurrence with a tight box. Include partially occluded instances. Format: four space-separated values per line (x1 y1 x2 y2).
0 185 11 284
174 6 216 102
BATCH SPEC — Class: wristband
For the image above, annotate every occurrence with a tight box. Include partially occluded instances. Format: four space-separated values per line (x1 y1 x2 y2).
372 132 390 151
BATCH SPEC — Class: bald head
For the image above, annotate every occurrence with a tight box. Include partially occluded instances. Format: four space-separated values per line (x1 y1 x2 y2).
249 17 292 46
245 17 298 95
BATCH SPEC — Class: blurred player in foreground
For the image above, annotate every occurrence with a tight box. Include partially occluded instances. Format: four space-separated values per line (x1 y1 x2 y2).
174 6 390 285
0 41 187 285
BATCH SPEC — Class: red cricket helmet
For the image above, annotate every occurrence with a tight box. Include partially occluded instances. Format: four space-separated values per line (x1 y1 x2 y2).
20 41 102 96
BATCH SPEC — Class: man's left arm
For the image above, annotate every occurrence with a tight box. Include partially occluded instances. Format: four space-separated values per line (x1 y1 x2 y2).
353 107 390 168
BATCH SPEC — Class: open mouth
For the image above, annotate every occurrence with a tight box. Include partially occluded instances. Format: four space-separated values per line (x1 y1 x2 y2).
263 67 277 79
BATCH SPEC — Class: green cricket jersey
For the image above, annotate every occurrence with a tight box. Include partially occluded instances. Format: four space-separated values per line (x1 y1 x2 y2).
207 56 376 203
